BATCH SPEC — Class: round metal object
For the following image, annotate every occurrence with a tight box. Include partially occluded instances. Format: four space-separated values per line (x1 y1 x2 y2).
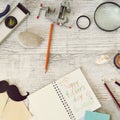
76 15 91 30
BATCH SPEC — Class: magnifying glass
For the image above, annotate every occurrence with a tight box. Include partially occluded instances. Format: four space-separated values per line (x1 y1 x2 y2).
94 2 120 32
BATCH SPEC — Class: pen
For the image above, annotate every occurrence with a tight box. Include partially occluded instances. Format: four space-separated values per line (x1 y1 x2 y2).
115 81 120 87
104 82 120 109
45 23 54 73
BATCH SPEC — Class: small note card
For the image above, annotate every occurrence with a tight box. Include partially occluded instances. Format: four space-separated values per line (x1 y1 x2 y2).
2 100 32 120
0 92 8 115
84 111 110 120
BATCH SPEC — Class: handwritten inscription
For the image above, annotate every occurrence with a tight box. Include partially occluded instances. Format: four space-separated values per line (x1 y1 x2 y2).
59 78 93 102
58 77 94 112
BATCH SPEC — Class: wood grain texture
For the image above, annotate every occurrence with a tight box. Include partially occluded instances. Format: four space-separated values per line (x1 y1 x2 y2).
0 0 120 114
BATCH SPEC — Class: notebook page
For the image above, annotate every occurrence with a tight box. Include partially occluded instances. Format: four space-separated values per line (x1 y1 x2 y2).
28 84 71 120
56 68 101 120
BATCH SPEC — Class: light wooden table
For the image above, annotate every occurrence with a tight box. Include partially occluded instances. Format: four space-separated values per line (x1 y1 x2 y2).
0 0 120 119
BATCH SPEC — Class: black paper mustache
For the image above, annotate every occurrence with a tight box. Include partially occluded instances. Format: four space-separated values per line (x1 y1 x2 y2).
0 80 29 102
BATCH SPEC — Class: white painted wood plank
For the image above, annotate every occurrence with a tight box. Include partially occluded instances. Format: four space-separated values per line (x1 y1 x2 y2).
0 0 120 115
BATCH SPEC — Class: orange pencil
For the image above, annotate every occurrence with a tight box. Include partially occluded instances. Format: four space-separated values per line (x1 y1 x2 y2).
45 23 54 73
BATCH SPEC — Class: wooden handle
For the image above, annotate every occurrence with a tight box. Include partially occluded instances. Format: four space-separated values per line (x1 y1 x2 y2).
45 23 54 73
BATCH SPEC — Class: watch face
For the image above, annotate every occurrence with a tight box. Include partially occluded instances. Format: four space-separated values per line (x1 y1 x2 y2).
5 16 17 29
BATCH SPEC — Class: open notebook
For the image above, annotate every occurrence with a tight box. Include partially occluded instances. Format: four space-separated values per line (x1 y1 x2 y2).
28 68 101 120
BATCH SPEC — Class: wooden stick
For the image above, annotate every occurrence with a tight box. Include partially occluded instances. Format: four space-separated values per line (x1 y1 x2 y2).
45 23 54 73
104 82 120 109
115 81 120 87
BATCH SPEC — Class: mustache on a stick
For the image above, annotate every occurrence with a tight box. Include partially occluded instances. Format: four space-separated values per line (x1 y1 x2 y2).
0 80 29 102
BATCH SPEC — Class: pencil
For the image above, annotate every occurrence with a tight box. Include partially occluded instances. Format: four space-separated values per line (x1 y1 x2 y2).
115 81 120 87
104 82 120 109
45 23 54 73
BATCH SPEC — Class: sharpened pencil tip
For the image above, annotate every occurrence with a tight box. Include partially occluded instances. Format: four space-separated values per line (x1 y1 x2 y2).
45 69 47 73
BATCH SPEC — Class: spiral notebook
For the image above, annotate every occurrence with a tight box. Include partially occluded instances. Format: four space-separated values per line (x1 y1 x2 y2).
28 68 101 120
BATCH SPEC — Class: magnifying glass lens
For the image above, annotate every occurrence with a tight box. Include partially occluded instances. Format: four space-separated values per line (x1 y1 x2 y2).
95 2 120 31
